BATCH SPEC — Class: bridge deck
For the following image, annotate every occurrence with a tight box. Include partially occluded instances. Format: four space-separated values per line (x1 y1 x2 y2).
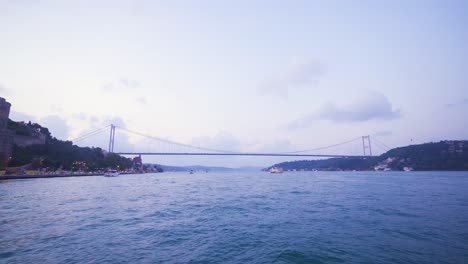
116 152 374 158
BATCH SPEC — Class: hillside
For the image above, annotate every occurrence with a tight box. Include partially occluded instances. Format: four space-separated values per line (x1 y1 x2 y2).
266 140 468 171
267 158 376 171
8 120 132 171
377 140 468 171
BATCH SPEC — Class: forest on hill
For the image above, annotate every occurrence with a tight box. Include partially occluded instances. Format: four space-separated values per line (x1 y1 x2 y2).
267 140 468 171
7 120 132 171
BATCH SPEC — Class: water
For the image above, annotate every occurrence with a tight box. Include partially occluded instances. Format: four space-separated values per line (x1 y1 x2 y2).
1 171 467 264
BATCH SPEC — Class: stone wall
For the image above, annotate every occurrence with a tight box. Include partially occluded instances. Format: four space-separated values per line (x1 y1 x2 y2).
0 97 10 129
0 97 13 167
14 134 46 147
0 97 48 168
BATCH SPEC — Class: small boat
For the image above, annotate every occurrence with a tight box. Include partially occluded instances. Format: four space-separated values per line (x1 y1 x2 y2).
104 170 119 177
269 167 283 173
189 170 194 174
403 167 413 172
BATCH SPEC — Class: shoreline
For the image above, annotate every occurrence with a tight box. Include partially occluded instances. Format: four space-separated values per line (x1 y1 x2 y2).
0 172 142 180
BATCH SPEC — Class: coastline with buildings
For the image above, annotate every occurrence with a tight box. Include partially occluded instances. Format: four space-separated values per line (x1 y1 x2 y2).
0 97 162 179
0 171 146 180
2 96 468 179
265 140 468 172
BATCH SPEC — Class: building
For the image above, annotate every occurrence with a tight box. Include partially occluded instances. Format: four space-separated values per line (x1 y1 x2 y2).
132 155 143 169
0 97 47 168
0 97 14 167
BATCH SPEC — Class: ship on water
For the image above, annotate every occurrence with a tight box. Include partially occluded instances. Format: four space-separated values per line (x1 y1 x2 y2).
269 167 283 173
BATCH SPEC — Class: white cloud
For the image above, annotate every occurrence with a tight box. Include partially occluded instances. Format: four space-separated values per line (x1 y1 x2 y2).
287 91 401 129
191 131 242 152
10 111 36 122
257 59 326 96
40 115 70 140
100 78 141 92
72 116 134 152
373 130 393 137
0 83 9 94
446 98 468 108
136 96 147 105
259 139 296 153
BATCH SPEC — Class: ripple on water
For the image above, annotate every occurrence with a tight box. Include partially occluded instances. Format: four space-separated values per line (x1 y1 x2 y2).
276 250 346 264
0 171 467 263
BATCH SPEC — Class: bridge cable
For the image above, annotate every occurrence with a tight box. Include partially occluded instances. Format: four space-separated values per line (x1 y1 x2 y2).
115 126 237 154
72 126 110 142
71 125 111 143
371 140 389 153
371 137 391 150
115 126 368 155
282 137 362 154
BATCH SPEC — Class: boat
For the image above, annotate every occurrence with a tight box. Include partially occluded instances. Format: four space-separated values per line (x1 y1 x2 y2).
403 167 413 172
104 170 119 177
269 167 283 173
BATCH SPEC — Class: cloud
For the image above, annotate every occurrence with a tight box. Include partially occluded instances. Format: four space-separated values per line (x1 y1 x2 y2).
121 78 140 88
105 116 127 129
10 111 36 122
101 78 141 92
49 105 64 112
0 83 9 94
71 112 100 123
286 91 401 129
446 98 468 108
131 131 246 167
10 110 134 152
136 96 147 105
373 130 393 137
191 131 242 152
40 115 70 140
71 116 135 152
259 139 296 153
71 112 89 121
257 59 326 96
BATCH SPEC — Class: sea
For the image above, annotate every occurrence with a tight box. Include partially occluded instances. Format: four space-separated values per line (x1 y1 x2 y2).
1 171 467 264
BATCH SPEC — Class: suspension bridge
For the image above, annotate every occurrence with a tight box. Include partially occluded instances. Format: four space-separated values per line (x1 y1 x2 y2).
71 124 392 159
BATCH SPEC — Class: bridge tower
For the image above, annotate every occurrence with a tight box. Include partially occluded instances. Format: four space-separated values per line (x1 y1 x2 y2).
108 124 115 153
362 135 372 156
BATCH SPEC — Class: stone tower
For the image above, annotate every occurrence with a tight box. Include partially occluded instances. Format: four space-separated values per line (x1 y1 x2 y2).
0 97 11 128
0 97 13 168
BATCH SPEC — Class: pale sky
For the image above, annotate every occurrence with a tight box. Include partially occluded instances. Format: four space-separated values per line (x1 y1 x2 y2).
1 0 467 167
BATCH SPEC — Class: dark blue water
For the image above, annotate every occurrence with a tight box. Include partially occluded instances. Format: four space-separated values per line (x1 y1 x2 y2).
1 171 467 263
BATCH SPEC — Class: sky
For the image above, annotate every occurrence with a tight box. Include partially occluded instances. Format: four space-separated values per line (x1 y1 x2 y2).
1 0 467 167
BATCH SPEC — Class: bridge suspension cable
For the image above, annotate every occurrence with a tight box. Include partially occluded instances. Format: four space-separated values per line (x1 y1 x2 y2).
68 124 388 158
115 126 237 153
371 137 391 150
71 125 110 143
371 138 390 152
114 126 368 155
281 137 362 154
